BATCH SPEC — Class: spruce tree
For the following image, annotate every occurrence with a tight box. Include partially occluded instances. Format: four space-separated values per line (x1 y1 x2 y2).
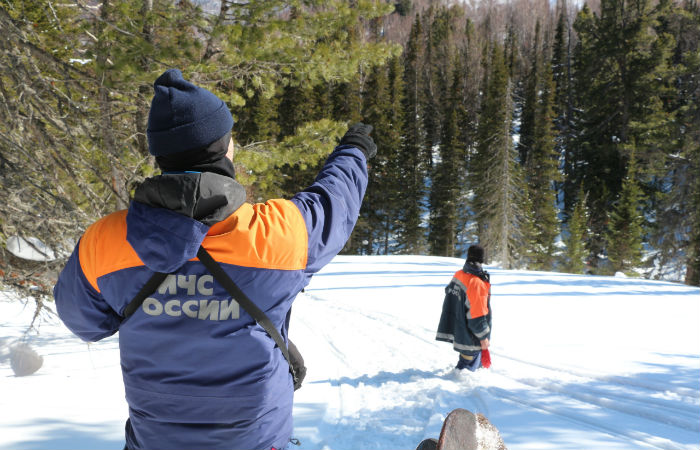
420 7 438 171
682 0 700 285
396 14 427 255
236 90 281 147
383 55 406 254
421 7 454 170
687 170 700 285
525 62 561 270
456 19 484 254
428 56 466 256
606 151 645 274
518 21 541 166
428 107 461 257
357 61 392 255
472 44 522 268
571 0 675 272
332 71 363 125
564 187 590 274
270 82 324 198
552 10 576 214
346 14 403 256
648 0 700 283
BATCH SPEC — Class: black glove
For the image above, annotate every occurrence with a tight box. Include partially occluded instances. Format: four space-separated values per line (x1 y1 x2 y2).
339 123 377 160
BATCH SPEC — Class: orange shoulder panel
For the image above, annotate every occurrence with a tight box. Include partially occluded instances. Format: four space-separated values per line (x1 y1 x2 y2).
79 210 144 292
454 270 490 319
202 199 308 271
79 200 308 291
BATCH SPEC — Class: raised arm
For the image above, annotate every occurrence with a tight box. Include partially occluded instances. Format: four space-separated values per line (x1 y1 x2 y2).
291 124 376 274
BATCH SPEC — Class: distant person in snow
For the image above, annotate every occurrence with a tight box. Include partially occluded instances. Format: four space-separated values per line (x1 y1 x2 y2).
436 244 492 371
53 68 375 450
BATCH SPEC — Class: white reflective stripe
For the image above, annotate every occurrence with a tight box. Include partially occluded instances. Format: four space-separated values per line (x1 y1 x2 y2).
451 277 466 292
437 333 482 351
474 326 490 339
463 280 473 319
436 332 455 341
452 342 482 352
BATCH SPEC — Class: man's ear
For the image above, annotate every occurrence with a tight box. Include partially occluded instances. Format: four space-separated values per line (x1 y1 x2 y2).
227 138 235 161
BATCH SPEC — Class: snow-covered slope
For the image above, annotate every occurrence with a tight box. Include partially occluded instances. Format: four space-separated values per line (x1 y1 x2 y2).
1 255 698 449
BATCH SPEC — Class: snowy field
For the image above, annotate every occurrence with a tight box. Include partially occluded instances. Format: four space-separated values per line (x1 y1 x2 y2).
1 255 699 450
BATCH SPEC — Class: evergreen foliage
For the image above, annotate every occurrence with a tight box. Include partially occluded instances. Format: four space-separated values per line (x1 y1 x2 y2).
1 0 698 291
606 151 645 274
571 0 676 272
0 0 398 295
428 56 467 257
647 0 700 283
551 9 577 217
472 44 522 268
682 0 700 285
356 60 393 254
563 187 590 274
383 55 407 253
395 14 428 255
524 60 561 270
518 21 541 167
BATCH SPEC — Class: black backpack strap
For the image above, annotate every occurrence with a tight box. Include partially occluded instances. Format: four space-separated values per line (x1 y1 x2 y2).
196 246 299 387
122 271 169 320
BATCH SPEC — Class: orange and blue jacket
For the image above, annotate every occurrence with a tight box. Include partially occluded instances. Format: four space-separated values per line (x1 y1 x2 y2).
436 262 492 355
53 145 367 450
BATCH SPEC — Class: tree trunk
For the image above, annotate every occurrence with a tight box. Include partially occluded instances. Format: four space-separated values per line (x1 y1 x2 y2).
135 0 154 157
96 0 128 210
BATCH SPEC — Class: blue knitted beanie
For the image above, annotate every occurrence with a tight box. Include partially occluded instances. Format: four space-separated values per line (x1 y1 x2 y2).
147 69 234 156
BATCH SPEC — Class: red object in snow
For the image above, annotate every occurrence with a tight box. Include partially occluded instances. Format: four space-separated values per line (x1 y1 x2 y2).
481 349 491 369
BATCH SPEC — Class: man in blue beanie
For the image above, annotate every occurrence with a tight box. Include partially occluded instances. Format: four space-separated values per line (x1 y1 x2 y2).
54 69 376 450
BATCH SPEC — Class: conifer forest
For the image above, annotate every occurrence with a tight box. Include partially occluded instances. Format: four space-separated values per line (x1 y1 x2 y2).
1 0 699 299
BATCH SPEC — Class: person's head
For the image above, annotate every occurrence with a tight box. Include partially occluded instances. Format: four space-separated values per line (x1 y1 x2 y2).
147 69 235 176
466 244 485 264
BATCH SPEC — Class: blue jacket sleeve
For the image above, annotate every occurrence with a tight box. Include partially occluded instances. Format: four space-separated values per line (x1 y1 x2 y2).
467 315 491 340
291 145 368 274
53 240 121 342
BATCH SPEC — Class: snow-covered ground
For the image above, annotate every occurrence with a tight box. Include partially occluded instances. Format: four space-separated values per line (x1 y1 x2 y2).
1 255 698 449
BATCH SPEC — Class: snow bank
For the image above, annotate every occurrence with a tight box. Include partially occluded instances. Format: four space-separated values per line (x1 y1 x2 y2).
6 236 56 262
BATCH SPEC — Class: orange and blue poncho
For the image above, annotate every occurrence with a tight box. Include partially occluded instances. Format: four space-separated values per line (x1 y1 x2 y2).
54 145 368 450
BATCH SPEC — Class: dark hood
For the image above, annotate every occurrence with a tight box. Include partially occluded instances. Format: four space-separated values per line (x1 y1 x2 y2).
463 261 490 283
126 172 246 273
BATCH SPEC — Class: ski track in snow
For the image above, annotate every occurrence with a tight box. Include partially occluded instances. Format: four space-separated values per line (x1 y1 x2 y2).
496 352 700 402
495 354 699 428
313 297 438 348
486 386 687 450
